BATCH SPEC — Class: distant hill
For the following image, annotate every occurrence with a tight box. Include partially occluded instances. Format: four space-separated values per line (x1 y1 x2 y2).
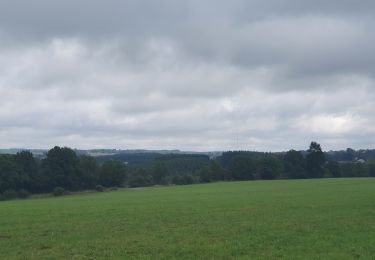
1 147 374 162
0 148 221 160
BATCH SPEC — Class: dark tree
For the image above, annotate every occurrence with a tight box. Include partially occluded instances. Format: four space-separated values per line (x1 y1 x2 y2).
228 155 257 180
340 162 367 177
128 168 153 187
367 158 375 177
152 162 168 185
345 148 356 161
198 160 226 183
78 155 99 189
99 160 127 187
209 160 227 181
306 142 326 178
172 174 195 185
326 161 341 178
41 146 80 191
258 156 283 180
0 155 21 193
14 151 39 192
199 165 214 183
284 150 306 179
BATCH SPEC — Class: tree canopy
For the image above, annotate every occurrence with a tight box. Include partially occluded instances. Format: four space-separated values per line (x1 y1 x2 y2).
1 142 375 200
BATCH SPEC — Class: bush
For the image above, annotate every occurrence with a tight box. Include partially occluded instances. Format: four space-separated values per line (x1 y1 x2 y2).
128 175 153 188
95 185 105 192
183 175 195 185
367 162 375 177
172 175 195 185
99 160 127 187
3 189 18 200
18 189 30 199
172 175 184 185
53 187 66 196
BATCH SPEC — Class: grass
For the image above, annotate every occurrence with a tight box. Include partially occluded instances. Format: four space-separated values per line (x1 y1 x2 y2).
1 178 375 259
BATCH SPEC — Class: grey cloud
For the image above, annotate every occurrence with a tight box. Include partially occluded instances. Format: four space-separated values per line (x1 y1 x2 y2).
0 0 187 40
2 1 375 80
0 1 375 151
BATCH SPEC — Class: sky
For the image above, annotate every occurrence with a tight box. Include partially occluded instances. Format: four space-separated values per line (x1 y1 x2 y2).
0 0 374 151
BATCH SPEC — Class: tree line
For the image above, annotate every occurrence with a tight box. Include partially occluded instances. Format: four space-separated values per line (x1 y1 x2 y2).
0 147 127 200
1 142 375 200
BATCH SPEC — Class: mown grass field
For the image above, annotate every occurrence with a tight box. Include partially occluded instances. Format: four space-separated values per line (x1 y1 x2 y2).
1 178 375 259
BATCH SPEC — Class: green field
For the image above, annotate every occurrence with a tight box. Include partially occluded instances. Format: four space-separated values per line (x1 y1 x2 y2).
1 178 375 259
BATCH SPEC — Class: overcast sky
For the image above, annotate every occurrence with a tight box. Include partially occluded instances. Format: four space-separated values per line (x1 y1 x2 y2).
0 0 374 151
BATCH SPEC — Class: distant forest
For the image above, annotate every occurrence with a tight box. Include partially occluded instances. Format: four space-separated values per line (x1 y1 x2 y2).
1 142 375 200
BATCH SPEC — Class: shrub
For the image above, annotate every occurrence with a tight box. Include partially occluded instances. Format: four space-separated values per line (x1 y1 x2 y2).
172 175 184 185
183 175 195 185
3 189 18 200
128 175 153 188
18 189 30 199
172 175 195 185
53 187 66 196
99 160 127 187
95 185 105 192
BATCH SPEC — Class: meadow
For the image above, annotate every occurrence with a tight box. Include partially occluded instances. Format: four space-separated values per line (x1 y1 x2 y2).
0 178 374 259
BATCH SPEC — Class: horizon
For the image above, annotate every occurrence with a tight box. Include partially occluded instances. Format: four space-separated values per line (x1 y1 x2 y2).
0 144 374 154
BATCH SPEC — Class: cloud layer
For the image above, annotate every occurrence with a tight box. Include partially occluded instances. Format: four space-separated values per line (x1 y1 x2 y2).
0 0 374 151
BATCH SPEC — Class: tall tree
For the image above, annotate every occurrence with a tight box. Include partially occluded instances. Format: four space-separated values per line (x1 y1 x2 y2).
367 157 375 177
326 160 341 178
78 155 99 189
152 162 168 185
14 151 38 192
42 146 80 191
284 150 306 179
306 142 326 178
99 160 127 187
228 155 257 180
258 156 283 180
0 155 21 193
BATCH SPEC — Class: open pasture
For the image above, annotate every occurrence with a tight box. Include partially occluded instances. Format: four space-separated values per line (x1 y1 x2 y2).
1 178 374 259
